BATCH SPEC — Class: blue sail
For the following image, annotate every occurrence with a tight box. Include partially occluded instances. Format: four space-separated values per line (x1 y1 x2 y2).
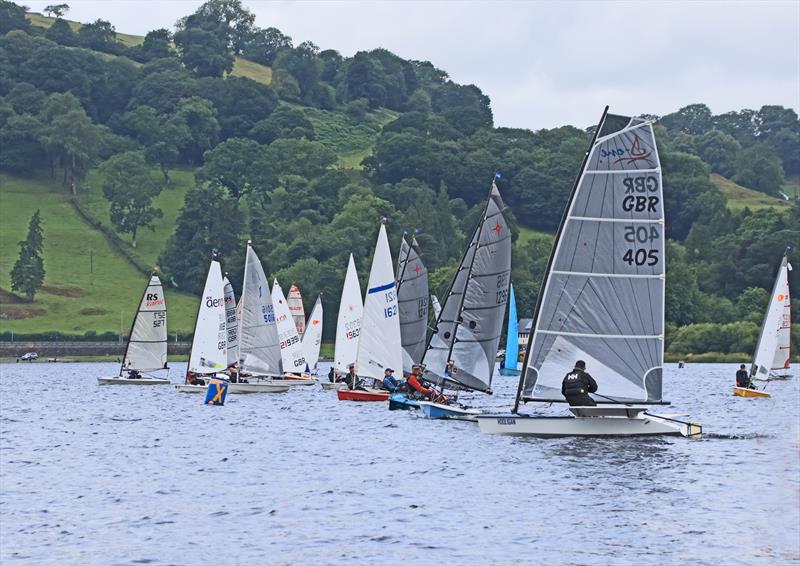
502 284 519 373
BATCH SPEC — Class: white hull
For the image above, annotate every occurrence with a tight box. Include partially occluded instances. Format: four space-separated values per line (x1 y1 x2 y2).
174 382 289 394
268 375 317 387
98 376 170 385
478 408 701 438
321 381 347 390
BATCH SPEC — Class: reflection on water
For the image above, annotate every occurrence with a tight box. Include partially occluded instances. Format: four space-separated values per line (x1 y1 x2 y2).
0 362 798 564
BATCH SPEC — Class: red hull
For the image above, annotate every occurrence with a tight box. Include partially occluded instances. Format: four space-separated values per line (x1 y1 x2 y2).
337 389 390 402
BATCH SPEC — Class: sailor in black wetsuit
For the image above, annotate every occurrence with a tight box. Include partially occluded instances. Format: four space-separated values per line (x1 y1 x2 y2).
736 364 753 388
561 360 598 406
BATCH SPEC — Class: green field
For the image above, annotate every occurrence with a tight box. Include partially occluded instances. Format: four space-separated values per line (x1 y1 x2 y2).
710 173 793 211
26 12 145 47
0 173 198 334
82 167 196 269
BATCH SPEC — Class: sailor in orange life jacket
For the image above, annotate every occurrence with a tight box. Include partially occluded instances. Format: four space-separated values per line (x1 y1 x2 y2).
408 364 434 399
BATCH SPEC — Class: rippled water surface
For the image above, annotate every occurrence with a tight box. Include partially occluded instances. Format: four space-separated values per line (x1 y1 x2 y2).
1 362 798 564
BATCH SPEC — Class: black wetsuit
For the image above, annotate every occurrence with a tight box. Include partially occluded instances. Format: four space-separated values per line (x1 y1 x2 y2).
736 369 751 388
328 367 336 383
561 368 598 406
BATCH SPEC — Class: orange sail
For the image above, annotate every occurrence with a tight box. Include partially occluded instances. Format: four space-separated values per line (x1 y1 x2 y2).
287 283 306 335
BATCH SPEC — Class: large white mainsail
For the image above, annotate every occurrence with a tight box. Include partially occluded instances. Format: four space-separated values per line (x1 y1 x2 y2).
752 253 793 380
421 181 511 393
223 276 238 368
334 254 363 374
238 243 281 375
356 223 403 380
272 279 307 373
518 111 665 406
187 259 228 376
302 295 324 371
121 274 168 373
396 235 429 374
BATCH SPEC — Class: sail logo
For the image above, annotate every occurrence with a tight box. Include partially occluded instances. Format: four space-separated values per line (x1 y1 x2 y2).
777 294 786 302
599 135 653 165
205 296 224 308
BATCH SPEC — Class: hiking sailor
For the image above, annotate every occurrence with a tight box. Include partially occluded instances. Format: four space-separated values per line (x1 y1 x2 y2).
561 360 598 406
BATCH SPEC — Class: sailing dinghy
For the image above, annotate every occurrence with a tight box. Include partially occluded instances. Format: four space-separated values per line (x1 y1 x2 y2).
338 222 402 401
735 249 793 397
325 254 363 391
416 180 512 420
175 257 231 393
272 279 316 384
302 294 324 373
477 108 702 437
499 283 520 376
98 274 169 385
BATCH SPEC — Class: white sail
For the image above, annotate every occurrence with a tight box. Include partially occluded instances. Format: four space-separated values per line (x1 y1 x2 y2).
356 223 403 380
287 283 306 335
520 112 665 403
122 274 167 373
302 295 324 370
334 254 363 374
187 260 227 375
238 243 281 375
431 294 442 319
752 254 792 380
223 277 238 367
272 279 307 373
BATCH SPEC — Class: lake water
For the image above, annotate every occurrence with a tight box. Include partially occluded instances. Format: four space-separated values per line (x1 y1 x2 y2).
1 362 798 565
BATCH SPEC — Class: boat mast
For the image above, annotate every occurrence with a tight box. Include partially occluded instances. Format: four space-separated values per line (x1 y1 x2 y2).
512 106 609 413
442 180 496 390
237 242 251 368
395 232 413 294
119 271 155 376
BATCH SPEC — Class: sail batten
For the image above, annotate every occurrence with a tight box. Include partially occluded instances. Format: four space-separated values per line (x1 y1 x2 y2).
519 111 665 404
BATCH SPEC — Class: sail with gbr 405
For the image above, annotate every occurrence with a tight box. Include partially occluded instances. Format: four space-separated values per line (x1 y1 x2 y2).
478 107 702 437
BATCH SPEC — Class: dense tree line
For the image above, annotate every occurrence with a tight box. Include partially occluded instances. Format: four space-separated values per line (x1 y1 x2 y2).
1 0 798 354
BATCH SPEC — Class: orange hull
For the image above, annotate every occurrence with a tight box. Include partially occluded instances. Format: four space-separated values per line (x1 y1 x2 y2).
337 389 390 402
733 386 770 398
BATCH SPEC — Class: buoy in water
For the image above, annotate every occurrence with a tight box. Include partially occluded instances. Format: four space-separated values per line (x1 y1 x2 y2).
205 377 229 406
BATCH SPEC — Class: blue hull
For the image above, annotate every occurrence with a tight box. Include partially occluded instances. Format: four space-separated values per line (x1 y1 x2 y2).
498 368 520 376
388 393 419 411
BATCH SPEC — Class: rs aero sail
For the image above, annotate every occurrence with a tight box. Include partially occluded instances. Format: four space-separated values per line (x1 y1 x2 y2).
478 108 702 437
749 249 793 381
97 273 169 385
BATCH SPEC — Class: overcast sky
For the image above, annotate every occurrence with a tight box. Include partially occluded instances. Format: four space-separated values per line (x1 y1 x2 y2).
24 0 800 130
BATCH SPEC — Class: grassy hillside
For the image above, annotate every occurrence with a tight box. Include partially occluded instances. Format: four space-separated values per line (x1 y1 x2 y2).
26 12 145 47
302 107 398 169
710 173 793 212
0 173 198 334
711 173 791 210
82 168 195 269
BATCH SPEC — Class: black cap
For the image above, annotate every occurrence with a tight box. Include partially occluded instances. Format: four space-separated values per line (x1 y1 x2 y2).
740 364 746 369
575 360 586 369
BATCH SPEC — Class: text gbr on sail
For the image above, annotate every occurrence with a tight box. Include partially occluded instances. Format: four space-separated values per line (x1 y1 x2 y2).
621 175 659 213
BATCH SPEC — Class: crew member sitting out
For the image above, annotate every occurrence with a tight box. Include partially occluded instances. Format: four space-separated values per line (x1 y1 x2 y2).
561 360 598 406
328 367 337 383
736 364 754 389
382 368 403 392
408 365 434 400
127 369 141 379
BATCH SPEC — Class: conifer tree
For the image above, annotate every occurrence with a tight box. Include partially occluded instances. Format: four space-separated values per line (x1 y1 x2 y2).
10 210 45 301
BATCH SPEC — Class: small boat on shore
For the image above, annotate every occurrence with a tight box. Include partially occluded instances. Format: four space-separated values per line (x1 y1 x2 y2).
98 274 170 385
